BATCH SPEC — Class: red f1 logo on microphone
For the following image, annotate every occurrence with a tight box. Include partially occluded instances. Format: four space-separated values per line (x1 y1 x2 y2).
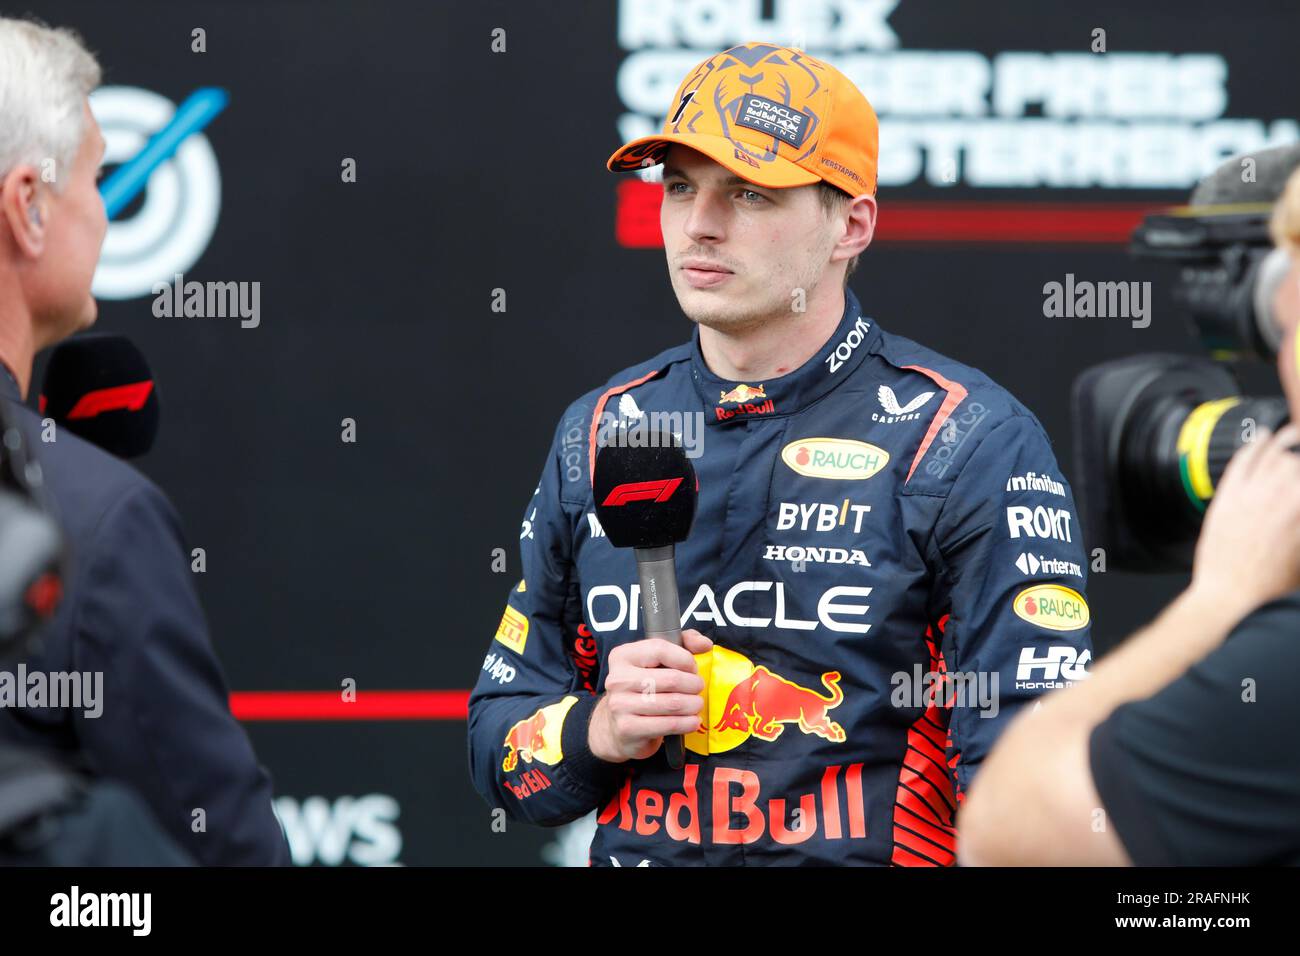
63 381 155 419
601 477 683 506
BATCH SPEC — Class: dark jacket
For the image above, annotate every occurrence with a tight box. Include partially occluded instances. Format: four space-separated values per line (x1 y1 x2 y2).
0 742 194 865
0 363 288 865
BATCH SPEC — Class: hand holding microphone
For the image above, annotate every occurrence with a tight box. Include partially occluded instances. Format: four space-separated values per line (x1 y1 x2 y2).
590 421 699 769
588 627 712 764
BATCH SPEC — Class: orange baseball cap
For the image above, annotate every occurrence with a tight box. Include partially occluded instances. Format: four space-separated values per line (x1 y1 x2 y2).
607 42 878 197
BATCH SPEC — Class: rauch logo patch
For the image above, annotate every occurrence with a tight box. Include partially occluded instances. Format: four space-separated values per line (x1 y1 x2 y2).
781 438 890 480
1013 585 1089 631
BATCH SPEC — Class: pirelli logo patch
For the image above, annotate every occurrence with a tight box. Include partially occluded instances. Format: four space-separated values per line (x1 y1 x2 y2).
494 605 529 654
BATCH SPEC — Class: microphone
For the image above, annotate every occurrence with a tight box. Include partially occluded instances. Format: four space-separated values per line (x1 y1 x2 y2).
39 334 159 459
592 424 698 770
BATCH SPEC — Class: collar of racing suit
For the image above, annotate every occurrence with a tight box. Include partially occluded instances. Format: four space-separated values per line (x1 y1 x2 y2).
0 364 19 403
687 286 881 425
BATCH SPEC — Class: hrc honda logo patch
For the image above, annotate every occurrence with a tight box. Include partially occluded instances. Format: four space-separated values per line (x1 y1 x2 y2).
735 95 811 148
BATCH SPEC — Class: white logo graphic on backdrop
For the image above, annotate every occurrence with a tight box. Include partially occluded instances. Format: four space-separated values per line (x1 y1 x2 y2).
90 86 222 300
274 794 403 866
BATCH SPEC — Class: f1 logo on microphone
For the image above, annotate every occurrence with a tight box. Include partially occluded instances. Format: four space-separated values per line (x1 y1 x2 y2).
64 381 156 419
601 478 683 506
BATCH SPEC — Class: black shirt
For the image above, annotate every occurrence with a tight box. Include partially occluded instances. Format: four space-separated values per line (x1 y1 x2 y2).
1089 591 1300 866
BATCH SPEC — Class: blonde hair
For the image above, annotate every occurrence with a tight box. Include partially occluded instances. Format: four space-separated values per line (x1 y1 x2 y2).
0 17 101 192
1272 165 1300 257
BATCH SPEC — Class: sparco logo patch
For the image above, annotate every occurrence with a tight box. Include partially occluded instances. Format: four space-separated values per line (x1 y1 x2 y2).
925 402 988 479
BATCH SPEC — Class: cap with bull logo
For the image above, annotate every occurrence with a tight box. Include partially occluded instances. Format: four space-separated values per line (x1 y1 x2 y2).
606 41 879 198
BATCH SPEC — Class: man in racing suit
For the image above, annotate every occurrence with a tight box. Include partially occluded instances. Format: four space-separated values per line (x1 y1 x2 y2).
468 42 1092 866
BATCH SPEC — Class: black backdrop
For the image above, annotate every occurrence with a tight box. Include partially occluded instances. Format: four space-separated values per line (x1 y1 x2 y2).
11 0 1297 864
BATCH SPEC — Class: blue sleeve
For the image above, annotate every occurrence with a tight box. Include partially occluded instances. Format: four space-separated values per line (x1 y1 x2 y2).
932 414 1093 802
71 482 290 866
466 415 625 827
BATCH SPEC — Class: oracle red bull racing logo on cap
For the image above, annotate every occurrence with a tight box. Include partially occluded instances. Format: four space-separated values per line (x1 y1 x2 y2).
781 438 889 480
1013 585 1090 631
686 646 847 756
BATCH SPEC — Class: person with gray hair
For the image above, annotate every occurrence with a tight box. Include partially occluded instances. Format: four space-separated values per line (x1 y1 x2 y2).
0 16 290 865
0 18 105 396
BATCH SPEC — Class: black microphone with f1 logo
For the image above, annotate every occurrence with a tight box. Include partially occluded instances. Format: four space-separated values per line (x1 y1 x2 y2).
40 333 160 460
592 424 698 770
